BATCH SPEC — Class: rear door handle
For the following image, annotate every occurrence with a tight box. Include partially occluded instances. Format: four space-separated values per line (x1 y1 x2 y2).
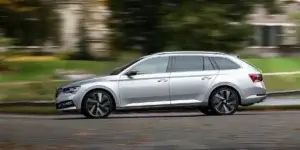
202 76 212 80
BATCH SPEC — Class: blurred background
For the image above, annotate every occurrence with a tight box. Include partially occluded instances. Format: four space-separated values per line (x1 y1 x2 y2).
1 0 300 113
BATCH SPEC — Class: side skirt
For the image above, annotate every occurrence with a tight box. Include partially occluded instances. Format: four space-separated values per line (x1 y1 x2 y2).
115 102 209 113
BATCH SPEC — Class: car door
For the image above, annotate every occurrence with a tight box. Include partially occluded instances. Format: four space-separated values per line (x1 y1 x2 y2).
118 56 171 108
169 55 219 105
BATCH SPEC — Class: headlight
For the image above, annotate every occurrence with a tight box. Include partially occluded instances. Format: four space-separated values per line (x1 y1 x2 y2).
62 86 80 94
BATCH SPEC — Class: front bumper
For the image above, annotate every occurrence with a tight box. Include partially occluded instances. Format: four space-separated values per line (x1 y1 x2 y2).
240 94 267 106
56 100 75 109
55 92 81 112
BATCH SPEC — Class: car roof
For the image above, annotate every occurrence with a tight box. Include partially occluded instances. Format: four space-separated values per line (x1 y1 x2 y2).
151 51 227 56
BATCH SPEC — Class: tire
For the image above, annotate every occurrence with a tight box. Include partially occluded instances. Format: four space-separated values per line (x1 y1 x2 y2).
81 90 114 118
198 107 217 116
208 87 239 115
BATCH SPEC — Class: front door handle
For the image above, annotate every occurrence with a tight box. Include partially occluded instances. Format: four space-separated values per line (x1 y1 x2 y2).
158 79 168 82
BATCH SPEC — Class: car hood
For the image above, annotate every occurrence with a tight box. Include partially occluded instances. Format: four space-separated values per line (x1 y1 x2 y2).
61 75 112 88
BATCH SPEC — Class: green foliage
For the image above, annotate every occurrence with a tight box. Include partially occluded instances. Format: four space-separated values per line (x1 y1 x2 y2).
0 36 14 46
0 0 61 46
108 0 166 54
262 0 284 14
163 1 254 52
108 0 281 54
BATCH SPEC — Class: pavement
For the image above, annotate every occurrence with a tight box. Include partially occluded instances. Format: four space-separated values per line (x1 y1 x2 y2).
255 96 300 106
1 111 300 150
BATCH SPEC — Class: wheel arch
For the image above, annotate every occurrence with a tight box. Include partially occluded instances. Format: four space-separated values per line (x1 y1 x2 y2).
80 87 118 111
206 83 243 105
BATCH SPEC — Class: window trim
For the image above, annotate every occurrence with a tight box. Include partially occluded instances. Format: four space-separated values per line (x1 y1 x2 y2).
209 57 220 70
169 55 205 73
204 56 217 71
121 56 171 75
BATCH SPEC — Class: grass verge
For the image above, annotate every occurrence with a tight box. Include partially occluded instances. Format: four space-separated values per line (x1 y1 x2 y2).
263 74 300 91
0 106 57 115
0 80 69 102
245 57 300 73
0 52 141 82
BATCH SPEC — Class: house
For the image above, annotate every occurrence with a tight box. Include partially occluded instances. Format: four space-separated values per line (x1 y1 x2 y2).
57 0 111 57
244 0 300 56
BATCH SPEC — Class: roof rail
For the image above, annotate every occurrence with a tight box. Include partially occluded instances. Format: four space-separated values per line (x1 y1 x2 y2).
153 51 226 55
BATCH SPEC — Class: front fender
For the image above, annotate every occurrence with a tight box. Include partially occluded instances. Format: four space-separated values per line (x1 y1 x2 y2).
77 82 120 110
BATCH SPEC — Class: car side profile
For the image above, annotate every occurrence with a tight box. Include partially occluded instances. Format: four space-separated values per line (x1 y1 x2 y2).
55 51 267 118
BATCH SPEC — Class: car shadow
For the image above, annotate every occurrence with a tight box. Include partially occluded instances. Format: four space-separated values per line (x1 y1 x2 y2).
52 111 279 120
54 113 204 120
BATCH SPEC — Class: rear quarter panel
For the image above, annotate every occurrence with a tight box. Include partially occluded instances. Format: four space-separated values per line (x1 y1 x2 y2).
204 69 248 102
204 55 266 103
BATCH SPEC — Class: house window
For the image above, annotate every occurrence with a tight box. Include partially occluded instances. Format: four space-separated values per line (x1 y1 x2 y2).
249 24 283 47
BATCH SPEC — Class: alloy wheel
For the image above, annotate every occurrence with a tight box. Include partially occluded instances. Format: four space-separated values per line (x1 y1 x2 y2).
210 88 239 115
83 90 113 118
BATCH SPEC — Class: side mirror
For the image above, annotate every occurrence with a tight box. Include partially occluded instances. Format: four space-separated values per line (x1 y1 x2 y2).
125 70 138 76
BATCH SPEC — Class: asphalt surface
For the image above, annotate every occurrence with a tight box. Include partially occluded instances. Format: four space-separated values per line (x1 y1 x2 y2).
1 111 300 150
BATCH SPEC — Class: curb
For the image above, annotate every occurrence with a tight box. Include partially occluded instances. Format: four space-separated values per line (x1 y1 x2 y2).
0 101 54 107
266 90 300 97
1 90 300 107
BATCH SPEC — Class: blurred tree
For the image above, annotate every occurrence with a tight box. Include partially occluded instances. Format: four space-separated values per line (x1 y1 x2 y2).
108 0 167 55
0 0 61 46
108 0 282 54
0 33 14 71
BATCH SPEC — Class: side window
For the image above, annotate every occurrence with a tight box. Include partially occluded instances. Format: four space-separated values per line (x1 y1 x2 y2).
204 57 214 70
130 57 169 74
171 56 204 72
211 57 240 70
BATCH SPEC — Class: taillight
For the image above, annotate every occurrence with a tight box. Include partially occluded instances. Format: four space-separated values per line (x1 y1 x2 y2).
249 73 263 82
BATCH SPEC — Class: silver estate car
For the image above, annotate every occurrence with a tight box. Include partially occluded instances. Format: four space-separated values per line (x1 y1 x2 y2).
55 51 267 118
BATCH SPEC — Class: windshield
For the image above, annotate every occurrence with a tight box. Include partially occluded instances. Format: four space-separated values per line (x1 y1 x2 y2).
109 57 144 75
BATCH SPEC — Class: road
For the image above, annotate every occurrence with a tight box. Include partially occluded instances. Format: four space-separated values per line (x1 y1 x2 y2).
1 111 300 150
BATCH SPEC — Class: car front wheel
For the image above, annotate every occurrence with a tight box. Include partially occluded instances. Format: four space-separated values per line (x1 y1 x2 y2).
82 90 114 118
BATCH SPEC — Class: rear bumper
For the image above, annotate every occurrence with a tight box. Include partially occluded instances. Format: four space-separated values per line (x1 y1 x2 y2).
240 94 267 106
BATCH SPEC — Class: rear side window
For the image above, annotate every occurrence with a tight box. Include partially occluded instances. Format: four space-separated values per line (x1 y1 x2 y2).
171 56 204 72
211 57 240 70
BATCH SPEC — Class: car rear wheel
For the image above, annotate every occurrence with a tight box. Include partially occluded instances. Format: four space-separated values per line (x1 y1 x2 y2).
209 87 239 115
82 90 114 118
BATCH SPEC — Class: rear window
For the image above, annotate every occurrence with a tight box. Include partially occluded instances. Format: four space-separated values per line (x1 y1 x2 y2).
211 57 240 70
